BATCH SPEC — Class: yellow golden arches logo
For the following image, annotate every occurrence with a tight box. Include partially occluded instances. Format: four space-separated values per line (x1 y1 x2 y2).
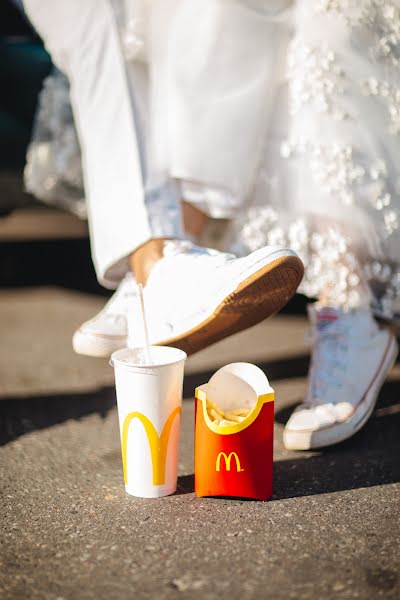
216 452 244 472
121 407 181 486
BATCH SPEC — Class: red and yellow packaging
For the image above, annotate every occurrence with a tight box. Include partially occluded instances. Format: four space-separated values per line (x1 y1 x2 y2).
194 384 274 501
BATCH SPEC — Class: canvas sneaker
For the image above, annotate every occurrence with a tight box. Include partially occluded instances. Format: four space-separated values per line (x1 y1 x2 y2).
128 240 304 355
72 272 135 357
283 304 398 450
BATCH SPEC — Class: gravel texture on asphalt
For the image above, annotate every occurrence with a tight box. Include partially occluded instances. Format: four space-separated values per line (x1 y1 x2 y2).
1 288 399 600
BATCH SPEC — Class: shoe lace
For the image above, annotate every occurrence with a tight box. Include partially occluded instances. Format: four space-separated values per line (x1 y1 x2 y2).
307 322 349 406
163 240 234 268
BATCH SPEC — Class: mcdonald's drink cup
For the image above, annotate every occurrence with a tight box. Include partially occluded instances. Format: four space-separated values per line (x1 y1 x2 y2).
110 346 187 498
194 363 274 501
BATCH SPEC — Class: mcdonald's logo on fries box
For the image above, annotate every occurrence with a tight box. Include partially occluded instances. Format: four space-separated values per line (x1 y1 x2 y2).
194 363 274 501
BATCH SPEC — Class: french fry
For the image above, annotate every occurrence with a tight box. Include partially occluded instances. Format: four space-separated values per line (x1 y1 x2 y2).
205 399 252 426
228 408 250 417
219 419 237 427
206 399 224 417
223 412 247 423
209 408 223 423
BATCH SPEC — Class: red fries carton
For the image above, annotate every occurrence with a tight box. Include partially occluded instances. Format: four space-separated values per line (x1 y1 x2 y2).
194 363 274 501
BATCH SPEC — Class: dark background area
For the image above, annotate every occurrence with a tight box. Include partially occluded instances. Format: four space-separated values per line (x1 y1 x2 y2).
0 1 103 293
0 0 50 173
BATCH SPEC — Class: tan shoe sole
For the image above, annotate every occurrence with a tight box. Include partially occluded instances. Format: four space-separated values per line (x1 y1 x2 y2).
159 254 304 356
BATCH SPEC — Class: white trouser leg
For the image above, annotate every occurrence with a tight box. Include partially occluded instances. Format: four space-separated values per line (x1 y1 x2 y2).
23 0 182 288
151 0 292 203
123 57 182 249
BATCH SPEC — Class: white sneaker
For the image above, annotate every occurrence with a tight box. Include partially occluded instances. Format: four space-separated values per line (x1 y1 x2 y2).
129 240 304 355
72 273 135 358
283 304 398 450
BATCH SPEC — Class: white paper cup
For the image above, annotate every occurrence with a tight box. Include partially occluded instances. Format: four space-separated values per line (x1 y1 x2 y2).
110 346 187 498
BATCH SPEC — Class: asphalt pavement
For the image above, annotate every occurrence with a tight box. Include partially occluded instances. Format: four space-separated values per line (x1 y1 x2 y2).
1 285 399 600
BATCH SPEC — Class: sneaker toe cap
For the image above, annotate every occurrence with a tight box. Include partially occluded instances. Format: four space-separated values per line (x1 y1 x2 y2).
286 404 337 432
333 402 355 421
80 314 127 337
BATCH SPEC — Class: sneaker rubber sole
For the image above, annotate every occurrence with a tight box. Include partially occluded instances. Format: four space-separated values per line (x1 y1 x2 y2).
159 253 304 356
283 334 398 450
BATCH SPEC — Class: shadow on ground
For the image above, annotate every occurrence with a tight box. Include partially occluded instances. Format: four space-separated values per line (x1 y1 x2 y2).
272 377 400 499
2 364 398 500
175 396 400 500
273 413 400 500
0 353 310 447
0 387 116 447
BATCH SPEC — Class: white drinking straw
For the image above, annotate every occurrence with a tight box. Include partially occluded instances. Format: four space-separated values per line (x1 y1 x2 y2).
138 283 151 363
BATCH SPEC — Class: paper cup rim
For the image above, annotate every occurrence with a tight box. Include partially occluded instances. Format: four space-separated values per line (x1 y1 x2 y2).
110 346 187 370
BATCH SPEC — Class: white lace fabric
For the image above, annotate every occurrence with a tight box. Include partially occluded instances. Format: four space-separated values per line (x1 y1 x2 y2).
227 0 400 320
24 69 86 219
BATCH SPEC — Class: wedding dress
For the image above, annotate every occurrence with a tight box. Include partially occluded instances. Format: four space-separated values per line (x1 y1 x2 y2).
225 0 400 320
25 0 400 318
